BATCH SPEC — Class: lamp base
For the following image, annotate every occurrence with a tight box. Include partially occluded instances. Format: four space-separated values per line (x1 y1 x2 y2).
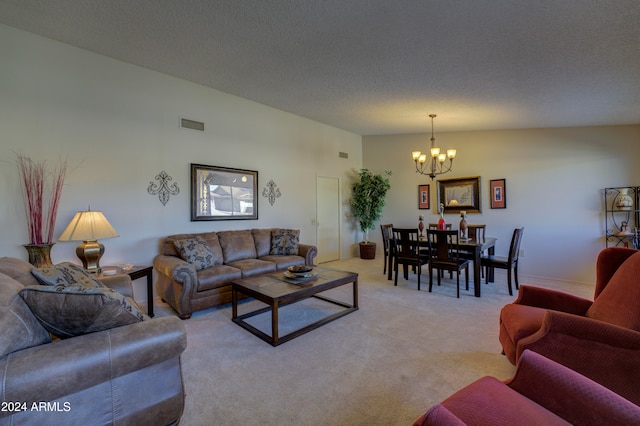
76 240 105 273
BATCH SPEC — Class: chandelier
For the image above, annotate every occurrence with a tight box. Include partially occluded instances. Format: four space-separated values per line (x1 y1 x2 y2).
411 114 456 180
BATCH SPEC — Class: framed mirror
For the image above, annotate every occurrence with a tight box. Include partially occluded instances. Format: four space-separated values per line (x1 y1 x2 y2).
437 176 481 214
191 164 258 221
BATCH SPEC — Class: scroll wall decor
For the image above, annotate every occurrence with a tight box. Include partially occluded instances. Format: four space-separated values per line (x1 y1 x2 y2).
262 179 282 206
148 170 180 206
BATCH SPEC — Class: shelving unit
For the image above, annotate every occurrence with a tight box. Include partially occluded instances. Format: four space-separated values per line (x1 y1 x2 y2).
604 186 640 248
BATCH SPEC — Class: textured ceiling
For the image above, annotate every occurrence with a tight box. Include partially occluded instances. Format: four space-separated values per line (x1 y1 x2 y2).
1 0 639 135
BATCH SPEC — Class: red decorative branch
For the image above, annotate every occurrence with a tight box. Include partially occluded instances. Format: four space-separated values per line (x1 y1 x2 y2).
16 154 68 245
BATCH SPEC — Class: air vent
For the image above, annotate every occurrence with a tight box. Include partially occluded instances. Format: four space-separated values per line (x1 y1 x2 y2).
180 117 205 132
339 152 349 159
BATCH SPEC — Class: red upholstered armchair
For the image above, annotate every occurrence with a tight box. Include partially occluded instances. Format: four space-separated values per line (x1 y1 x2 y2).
499 247 640 405
413 350 640 426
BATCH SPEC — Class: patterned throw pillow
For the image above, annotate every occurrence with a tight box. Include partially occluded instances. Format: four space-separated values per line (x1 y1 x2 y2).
31 262 105 288
174 236 214 270
19 285 147 339
270 229 300 255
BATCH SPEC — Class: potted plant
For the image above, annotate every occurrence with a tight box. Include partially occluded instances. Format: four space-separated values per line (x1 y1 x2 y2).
350 169 391 259
16 153 68 267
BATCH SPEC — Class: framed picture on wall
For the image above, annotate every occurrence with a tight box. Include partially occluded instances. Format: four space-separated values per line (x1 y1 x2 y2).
437 176 481 214
490 178 507 209
418 184 430 209
191 164 258 221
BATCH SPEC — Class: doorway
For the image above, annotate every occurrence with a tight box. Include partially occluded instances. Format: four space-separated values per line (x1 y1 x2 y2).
316 176 341 263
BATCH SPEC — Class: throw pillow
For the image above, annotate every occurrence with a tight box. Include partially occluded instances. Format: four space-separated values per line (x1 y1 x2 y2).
31 261 105 288
0 275 51 357
173 236 214 270
270 229 300 255
19 285 147 339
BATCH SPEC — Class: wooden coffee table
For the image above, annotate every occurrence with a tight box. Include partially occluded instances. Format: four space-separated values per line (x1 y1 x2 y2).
231 267 358 346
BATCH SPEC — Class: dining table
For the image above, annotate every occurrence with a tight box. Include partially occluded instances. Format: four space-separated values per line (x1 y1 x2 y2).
386 235 496 297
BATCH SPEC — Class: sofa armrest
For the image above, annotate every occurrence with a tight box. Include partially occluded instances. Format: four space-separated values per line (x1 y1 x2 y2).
517 311 640 405
298 244 318 266
514 285 592 315
153 254 197 284
0 316 186 406
99 274 134 298
507 350 640 424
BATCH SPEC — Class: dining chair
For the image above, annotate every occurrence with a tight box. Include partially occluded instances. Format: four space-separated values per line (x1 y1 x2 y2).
481 227 524 296
380 224 393 276
426 229 470 298
466 224 486 241
428 223 452 230
465 224 487 277
391 228 429 290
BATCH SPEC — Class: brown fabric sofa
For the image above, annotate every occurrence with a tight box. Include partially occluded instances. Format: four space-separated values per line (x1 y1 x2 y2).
0 257 186 426
153 228 317 319
413 350 640 425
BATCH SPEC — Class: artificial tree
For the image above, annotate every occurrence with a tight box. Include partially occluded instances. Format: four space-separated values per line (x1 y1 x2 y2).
350 169 391 259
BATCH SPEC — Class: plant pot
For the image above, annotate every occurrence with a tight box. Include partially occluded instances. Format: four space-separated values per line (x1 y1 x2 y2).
359 242 377 259
24 243 55 268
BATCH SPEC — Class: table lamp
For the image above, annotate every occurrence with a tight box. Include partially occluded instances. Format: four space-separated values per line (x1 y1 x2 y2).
58 208 119 273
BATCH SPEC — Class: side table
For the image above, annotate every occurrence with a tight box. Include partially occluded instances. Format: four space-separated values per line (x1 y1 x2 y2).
100 265 154 317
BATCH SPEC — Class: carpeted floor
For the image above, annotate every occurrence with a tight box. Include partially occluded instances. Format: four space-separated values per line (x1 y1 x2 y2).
151 257 593 426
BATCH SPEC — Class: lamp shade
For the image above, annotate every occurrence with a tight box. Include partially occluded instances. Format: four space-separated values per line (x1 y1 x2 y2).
58 210 119 242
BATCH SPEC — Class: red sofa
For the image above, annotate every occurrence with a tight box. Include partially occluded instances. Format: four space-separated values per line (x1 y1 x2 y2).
499 247 640 404
413 350 640 426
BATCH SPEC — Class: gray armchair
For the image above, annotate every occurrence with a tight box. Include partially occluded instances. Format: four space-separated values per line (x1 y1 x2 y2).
0 257 186 426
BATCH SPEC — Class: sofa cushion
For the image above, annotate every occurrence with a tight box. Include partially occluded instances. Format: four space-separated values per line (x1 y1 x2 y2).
218 230 257 263
19 285 147 339
252 228 274 257
259 255 305 271
196 265 243 292
174 236 215 271
226 259 277 278
0 256 41 287
31 261 105 288
586 251 640 331
270 229 300 255
0 272 51 356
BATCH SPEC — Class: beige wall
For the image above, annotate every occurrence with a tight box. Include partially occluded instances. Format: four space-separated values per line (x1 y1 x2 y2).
0 24 363 297
3 24 639 291
364 125 640 284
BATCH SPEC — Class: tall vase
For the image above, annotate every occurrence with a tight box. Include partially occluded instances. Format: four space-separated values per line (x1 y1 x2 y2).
616 188 634 210
437 203 446 230
459 212 468 239
23 243 55 268
418 215 424 236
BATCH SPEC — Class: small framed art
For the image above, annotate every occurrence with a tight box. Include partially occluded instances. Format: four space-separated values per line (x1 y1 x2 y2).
490 178 506 209
418 184 430 209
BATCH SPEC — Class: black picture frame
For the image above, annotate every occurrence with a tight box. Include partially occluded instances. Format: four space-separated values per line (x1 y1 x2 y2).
490 178 507 209
190 163 258 221
418 184 430 209
437 176 481 214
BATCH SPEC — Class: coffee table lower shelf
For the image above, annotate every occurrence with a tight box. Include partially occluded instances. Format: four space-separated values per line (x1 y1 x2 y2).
231 268 358 346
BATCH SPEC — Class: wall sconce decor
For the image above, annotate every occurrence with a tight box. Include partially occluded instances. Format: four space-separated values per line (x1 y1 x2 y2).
262 179 282 206
148 170 180 206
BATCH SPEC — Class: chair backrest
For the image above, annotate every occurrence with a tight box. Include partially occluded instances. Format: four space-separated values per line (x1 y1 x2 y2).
428 223 452 230
586 250 640 332
391 228 421 259
508 227 525 263
426 229 460 262
467 224 486 242
380 224 393 252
